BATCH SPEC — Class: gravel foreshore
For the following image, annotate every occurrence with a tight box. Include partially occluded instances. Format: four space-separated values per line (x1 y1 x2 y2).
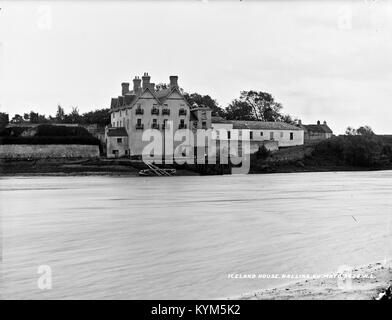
232 261 392 300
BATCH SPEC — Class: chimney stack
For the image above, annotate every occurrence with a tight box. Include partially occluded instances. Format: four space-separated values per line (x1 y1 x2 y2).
148 83 155 91
133 76 141 93
323 121 327 125
170 75 178 88
298 119 302 125
142 72 151 90
121 82 130 96
317 120 321 125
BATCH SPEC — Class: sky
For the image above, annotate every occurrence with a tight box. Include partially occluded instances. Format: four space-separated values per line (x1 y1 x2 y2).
0 0 391 134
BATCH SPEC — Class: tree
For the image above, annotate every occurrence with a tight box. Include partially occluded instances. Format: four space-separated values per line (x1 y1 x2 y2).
55 105 65 123
66 107 81 124
80 108 111 127
225 100 255 120
183 92 225 116
345 126 357 135
155 83 169 91
0 112 9 129
225 90 294 123
345 125 375 136
357 126 375 136
10 114 24 124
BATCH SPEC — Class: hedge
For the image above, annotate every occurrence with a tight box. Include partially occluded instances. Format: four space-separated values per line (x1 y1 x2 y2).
0 136 100 145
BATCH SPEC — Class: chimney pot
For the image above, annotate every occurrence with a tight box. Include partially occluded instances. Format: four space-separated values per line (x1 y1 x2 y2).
121 82 130 96
323 121 327 125
170 75 179 88
142 72 151 89
133 76 142 93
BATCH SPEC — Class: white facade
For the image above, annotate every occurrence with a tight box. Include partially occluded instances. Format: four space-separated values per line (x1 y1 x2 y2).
109 74 200 157
211 122 304 148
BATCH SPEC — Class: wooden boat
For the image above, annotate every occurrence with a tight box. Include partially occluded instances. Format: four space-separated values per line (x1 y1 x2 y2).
139 162 176 176
139 168 176 176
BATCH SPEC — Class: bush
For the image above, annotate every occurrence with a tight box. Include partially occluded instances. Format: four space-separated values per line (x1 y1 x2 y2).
255 145 271 160
0 125 100 145
313 135 392 167
35 125 91 137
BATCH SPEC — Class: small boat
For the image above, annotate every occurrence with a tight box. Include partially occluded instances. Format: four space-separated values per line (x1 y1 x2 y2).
139 162 176 176
139 168 176 176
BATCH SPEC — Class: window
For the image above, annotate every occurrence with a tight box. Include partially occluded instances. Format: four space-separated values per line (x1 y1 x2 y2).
127 119 129 130
228 131 231 139
153 119 157 124
260 132 263 136
202 121 207 129
137 119 142 125
117 121 119 127
250 131 253 140
270 132 274 141
117 138 122 143
290 132 294 140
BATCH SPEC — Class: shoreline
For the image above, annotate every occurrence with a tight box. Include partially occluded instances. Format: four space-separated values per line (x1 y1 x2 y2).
1 158 392 177
229 260 392 300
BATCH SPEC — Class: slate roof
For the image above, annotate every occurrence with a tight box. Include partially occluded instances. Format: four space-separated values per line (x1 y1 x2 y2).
107 127 128 137
212 119 303 131
110 86 189 113
302 124 333 134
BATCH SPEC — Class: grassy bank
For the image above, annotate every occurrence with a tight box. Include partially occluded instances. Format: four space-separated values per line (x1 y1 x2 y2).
250 135 392 174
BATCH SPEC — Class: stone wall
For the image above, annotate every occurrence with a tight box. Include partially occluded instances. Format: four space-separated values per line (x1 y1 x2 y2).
0 144 100 159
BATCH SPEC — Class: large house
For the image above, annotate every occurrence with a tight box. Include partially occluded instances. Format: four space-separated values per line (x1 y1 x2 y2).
106 73 306 159
106 73 212 158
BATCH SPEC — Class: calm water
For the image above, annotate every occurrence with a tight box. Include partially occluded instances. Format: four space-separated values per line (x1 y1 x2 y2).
1 172 392 299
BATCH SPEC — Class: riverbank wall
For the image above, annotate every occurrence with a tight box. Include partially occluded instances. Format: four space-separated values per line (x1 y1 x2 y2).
0 144 100 159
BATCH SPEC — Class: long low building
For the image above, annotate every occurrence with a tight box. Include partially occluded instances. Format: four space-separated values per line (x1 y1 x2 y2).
211 117 304 150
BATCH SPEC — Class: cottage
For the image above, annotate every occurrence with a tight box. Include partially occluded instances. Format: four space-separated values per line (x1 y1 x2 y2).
299 120 333 144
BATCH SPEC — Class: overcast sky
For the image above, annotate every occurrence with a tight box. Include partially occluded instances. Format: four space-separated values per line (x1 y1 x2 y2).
0 0 391 134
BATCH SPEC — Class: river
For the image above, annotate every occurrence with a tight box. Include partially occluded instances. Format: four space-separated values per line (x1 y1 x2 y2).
0 171 391 299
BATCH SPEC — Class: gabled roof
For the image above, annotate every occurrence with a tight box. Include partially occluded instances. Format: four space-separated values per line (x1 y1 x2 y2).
110 87 161 113
107 127 128 137
302 124 333 134
212 119 303 131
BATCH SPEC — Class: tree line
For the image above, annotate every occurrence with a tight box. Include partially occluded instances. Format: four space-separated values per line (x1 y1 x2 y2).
0 105 110 128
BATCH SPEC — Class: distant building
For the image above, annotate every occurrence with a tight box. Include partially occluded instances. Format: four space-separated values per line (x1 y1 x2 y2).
211 117 304 153
298 120 333 144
